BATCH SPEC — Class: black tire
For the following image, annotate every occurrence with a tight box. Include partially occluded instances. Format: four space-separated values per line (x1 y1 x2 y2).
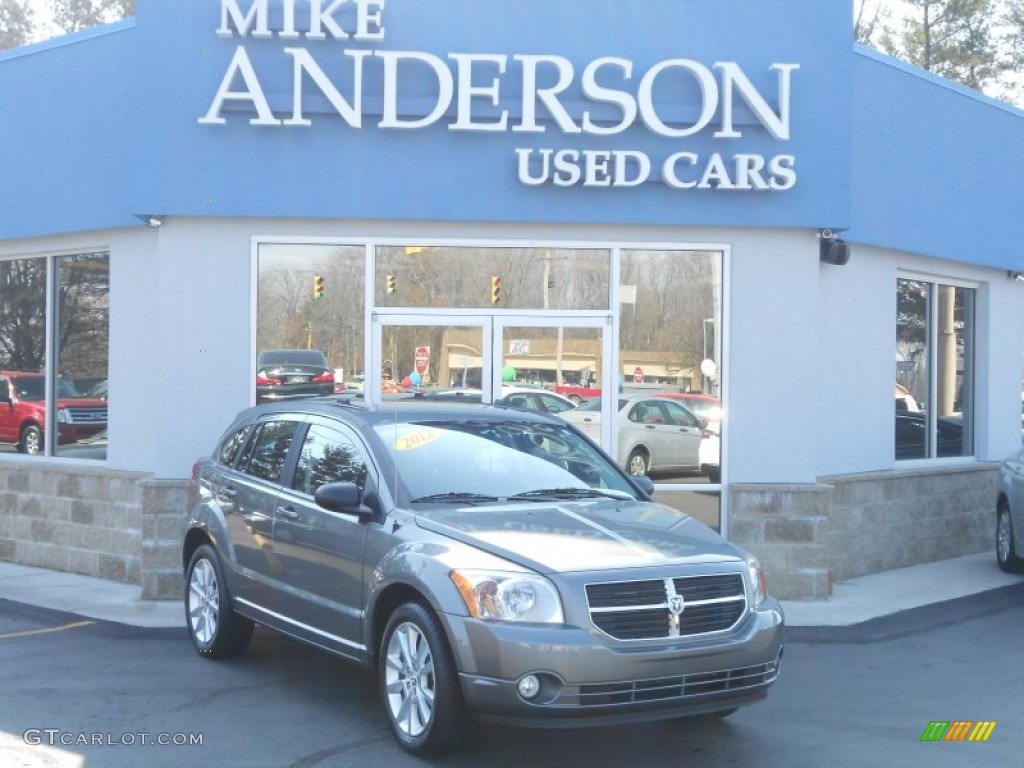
379 602 466 757
19 425 42 455
996 504 1024 574
707 467 721 484
627 449 649 476
185 544 254 658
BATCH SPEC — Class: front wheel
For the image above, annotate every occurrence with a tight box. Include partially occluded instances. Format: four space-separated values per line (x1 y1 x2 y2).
627 449 649 476
19 425 42 455
996 505 1024 573
185 544 254 658
379 602 466 757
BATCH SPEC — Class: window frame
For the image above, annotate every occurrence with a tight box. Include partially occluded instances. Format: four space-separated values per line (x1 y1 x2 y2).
0 250 110 461
895 271 978 464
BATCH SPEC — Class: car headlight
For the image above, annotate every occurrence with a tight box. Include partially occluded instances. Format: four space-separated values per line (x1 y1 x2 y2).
745 555 767 606
57 408 71 424
450 570 564 624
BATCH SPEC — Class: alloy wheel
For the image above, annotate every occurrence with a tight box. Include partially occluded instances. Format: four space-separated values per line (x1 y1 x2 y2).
384 621 436 738
188 558 220 645
997 509 1012 565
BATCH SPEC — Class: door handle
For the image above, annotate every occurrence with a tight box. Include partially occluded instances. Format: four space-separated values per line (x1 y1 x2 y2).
219 486 237 499
277 505 299 520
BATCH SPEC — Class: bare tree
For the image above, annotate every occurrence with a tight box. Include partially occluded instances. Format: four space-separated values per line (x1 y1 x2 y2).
0 0 34 50
49 0 134 34
855 0 893 44
857 0 1022 104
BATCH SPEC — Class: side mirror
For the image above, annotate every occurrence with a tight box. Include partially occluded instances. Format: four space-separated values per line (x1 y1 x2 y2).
629 474 655 497
314 481 375 520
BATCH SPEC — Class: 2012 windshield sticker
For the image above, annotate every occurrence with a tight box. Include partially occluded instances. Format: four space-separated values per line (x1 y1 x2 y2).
394 427 442 452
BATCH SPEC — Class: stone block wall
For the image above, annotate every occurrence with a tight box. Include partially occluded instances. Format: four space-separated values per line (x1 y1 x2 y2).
729 464 999 599
821 465 996 582
728 484 832 599
0 461 1001 603
0 464 188 599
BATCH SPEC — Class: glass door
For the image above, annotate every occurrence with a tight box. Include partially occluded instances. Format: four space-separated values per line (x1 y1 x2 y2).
370 313 615 456
369 314 492 404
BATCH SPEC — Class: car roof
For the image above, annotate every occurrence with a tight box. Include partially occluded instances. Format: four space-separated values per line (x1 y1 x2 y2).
231 396 561 429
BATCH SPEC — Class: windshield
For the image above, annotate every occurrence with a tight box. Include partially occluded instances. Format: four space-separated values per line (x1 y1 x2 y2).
12 376 82 401
375 418 639 502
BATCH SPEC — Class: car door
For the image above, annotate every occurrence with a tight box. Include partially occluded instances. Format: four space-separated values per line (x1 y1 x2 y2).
219 418 302 611
659 400 704 469
270 418 376 657
0 377 16 444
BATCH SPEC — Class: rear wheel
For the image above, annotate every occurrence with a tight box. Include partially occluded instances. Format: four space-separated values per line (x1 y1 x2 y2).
379 602 466 757
996 504 1024 573
185 544 254 658
19 425 42 455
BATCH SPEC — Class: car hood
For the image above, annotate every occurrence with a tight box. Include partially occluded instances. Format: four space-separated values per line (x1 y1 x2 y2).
57 397 107 408
410 499 744 573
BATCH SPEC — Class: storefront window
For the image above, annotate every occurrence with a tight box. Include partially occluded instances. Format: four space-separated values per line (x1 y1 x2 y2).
895 278 975 460
375 246 610 311
618 249 723 528
0 252 109 459
256 244 366 400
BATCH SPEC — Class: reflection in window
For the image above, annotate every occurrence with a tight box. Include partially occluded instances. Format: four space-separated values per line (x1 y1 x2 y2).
292 424 368 496
256 244 365 401
376 246 610 310
619 250 723 484
244 421 297 483
895 278 974 460
0 253 109 459
55 254 109 459
218 426 250 467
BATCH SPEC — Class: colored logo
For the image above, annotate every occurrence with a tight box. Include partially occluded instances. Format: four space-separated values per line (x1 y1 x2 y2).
920 721 996 742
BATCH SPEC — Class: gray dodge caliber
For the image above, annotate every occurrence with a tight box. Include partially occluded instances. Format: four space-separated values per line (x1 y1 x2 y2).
183 398 784 756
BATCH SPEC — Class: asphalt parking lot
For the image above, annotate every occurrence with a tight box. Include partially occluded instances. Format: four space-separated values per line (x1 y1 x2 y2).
1 586 1021 768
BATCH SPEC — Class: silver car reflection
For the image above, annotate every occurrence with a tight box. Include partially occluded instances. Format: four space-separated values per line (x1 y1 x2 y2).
561 395 704 476
997 449 1024 573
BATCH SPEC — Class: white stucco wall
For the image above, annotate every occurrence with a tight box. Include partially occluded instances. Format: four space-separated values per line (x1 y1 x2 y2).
4 219 1020 482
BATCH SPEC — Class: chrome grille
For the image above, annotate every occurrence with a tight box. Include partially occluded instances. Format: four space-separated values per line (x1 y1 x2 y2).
585 573 746 640
65 407 107 424
556 656 780 708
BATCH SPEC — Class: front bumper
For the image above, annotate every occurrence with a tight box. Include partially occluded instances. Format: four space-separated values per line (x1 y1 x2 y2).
439 598 784 727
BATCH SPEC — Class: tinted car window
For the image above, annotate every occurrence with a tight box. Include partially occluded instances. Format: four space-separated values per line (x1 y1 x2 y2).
292 424 368 496
217 426 250 467
242 420 298 483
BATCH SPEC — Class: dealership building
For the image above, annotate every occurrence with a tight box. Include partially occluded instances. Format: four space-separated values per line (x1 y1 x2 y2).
1 0 1022 600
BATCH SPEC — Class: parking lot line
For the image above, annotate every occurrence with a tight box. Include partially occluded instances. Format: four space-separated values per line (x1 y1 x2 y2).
0 620 95 640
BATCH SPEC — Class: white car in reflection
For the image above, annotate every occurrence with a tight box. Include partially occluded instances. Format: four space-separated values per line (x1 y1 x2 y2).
997 449 1024 573
561 395 703 476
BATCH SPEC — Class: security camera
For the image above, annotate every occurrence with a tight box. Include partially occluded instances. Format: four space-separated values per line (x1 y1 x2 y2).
820 229 834 240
